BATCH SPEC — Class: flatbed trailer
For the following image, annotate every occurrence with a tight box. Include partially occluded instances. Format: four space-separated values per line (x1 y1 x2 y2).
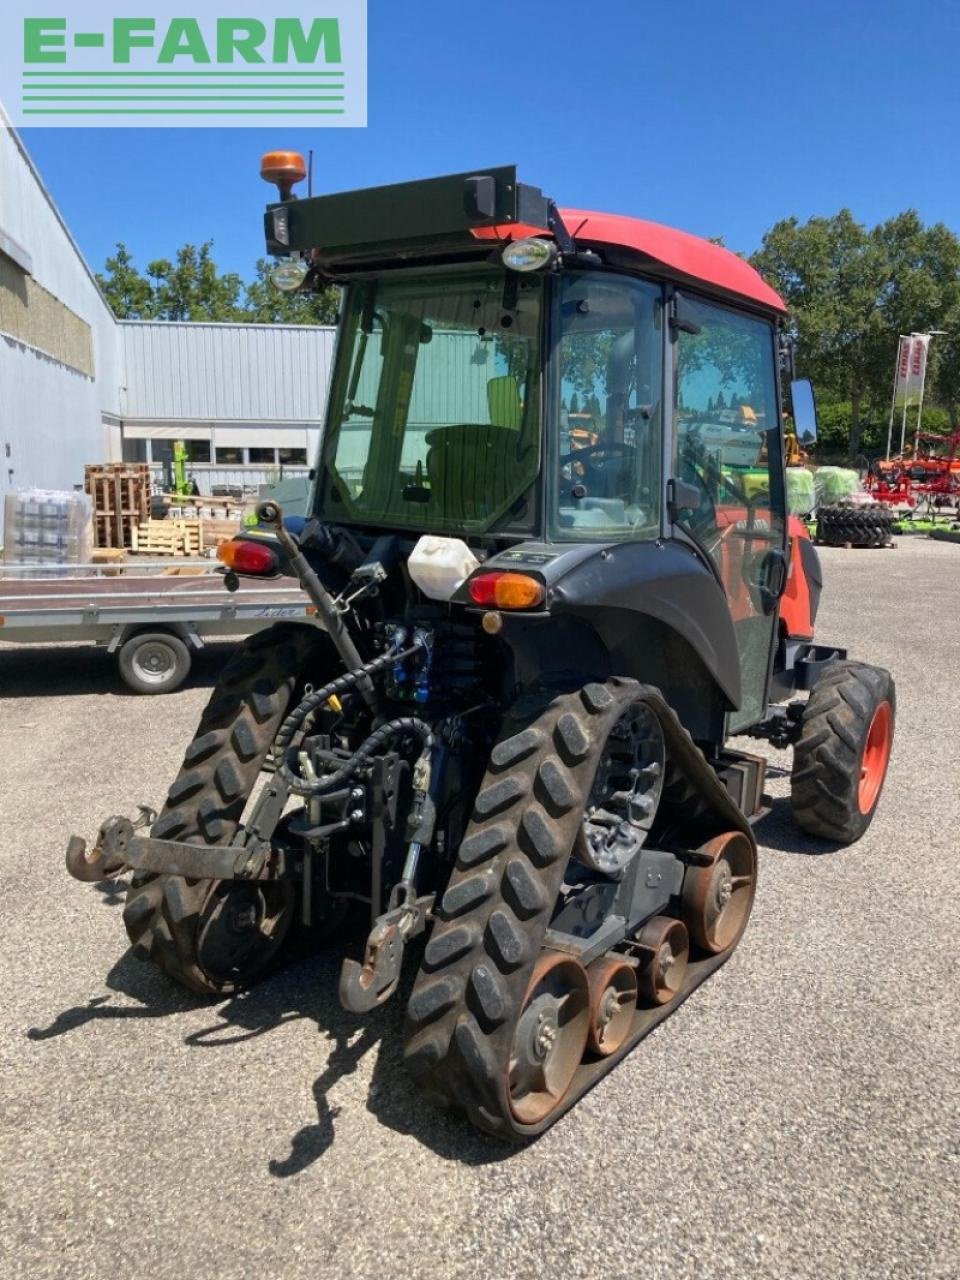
0 561 314 693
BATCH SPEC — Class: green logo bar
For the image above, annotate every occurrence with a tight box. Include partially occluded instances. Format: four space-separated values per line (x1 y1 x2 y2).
4 4 366 127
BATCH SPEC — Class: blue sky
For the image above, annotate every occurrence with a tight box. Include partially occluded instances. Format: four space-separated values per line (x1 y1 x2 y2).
20 0 960 285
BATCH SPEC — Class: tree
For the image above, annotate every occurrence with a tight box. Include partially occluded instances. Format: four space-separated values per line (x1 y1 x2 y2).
96 244 155 319
147 243 245 321
752 210 889 458
752 210 960 457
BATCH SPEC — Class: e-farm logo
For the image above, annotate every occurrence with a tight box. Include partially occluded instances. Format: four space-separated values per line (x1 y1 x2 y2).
0 2 366 127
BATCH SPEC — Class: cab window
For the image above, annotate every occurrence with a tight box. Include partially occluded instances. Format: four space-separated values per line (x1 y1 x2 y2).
553 273 663 540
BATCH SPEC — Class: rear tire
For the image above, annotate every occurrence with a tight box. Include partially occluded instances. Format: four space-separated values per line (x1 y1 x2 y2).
122 624 331 994
816 503 895 548
791 661 895 843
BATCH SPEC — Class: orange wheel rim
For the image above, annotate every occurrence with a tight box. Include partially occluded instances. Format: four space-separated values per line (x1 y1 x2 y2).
858 700 893 815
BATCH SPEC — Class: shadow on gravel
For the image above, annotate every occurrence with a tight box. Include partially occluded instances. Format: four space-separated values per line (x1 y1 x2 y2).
27 932 510 1173
0 643 237 698
25 948 202 1041
185 944 511 1174
753 796 843 856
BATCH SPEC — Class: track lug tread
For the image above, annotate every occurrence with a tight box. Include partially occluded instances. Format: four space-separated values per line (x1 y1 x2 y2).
122 624 328 995
473 775 528 819
183 731 223 767
489 727 545 770
457 824 509 869
519 805 563 866
440 871 496 918
165 771 205 807
485 909 529 970
536 756 580 813
406 975 462 1026
424 923 479 970
554 712 591 762
502 857 549 918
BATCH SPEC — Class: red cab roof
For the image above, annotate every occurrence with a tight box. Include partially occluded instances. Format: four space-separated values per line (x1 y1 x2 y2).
475 209 786 315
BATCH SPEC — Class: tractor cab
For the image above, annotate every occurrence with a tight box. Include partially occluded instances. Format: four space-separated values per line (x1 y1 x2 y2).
260 160 813 742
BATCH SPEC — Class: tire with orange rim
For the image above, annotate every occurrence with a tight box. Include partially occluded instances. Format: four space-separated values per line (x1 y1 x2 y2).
791 660 895 843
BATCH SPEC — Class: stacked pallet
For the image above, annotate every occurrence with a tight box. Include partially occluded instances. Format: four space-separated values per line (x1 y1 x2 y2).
84 464 151 549
131 519 202 557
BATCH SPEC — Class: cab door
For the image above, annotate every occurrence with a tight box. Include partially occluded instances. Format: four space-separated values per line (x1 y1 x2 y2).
671 294 787 732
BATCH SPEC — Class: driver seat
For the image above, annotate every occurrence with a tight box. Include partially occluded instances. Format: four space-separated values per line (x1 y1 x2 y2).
425 424 530 524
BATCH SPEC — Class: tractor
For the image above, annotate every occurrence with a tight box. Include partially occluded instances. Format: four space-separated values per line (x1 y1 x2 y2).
67 159 895 1140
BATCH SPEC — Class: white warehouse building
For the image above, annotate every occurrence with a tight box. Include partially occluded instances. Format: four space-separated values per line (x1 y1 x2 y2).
0 104 336 506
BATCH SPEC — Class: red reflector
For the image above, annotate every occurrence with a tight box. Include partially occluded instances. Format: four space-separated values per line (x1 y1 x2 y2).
217 538 278 575
467 571 544 609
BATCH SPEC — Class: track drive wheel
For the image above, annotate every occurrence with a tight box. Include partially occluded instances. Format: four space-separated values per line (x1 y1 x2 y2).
681 832 756 955
791 660 895 844
122 624 330 995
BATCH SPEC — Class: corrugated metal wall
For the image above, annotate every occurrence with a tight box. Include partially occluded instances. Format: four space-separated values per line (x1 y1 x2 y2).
1 110 121 499
120 322 337 422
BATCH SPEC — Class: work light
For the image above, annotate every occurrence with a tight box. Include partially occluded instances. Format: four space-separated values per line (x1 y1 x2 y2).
502 237 558 272
270 257 310 292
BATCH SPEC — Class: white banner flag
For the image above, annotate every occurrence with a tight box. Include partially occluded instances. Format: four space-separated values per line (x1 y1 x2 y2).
894 334 931 407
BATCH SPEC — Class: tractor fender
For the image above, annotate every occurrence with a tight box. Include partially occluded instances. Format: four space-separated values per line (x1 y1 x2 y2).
547 540 742 711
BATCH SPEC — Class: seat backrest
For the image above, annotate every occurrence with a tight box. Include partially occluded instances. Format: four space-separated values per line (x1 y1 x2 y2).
425 424 529 525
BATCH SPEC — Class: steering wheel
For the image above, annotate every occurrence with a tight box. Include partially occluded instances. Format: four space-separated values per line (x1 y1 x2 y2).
559 440 633 492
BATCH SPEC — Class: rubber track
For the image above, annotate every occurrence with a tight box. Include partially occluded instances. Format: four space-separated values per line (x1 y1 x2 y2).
403 677 755 1140
122 623 329 994
791 659 895 843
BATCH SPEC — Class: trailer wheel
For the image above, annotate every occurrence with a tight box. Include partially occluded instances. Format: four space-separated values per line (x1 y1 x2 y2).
791 660 895 844
119 630 192 695
123 623 331 993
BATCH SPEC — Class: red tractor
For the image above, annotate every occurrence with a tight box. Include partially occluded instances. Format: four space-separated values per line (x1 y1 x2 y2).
67 162 895 1139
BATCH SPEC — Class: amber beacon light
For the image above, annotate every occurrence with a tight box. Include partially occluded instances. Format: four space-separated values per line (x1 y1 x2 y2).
260 150 307 201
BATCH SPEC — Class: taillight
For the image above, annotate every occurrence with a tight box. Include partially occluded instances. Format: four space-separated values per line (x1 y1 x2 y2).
467 571 545 610
217 538 279 576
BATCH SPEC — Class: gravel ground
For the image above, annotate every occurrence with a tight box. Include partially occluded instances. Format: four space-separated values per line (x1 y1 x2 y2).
1 537 958 1280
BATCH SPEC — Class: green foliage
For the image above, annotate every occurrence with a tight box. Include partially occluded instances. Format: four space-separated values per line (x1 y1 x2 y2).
752 210 960 456
97 242 339 325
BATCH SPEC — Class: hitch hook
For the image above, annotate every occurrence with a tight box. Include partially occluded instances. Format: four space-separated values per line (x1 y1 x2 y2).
339 920 404 1013
65 806 157 883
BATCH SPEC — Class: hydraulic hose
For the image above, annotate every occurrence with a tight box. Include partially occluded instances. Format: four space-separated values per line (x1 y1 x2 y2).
281 714 434 797
274 641 430 796
255 500 378 710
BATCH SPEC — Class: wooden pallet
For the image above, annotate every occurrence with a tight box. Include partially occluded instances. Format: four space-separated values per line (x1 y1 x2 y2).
85 464 152 548
131 519 202 558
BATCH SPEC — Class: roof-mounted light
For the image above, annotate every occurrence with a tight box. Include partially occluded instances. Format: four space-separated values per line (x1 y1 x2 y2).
270 257 310 292
260 150 307 201
502 237 558 273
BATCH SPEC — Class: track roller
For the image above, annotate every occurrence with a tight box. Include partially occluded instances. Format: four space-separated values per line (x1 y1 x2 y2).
586 955 638 1055
634 916 689 1006
681 831 756 955
508 952 590 1125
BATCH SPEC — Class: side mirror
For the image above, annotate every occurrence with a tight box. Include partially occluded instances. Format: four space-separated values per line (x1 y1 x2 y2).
790 378 818 446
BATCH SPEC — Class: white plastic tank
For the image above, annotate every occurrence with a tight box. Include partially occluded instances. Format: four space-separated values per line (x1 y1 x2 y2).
407 536 480 601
